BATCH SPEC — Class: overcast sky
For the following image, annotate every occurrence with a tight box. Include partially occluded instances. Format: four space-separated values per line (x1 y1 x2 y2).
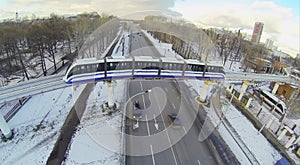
0 0 299 57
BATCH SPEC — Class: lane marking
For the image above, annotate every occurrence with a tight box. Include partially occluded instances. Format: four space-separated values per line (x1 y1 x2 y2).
146 114 151 136
165 87 168 92
183 126 187 134
172 103 176 109
150 144 156 165
153 114 159 130
154 93 178 165
198 160 201 165
139 81 144 91
142 95 146 109
139 81 146 109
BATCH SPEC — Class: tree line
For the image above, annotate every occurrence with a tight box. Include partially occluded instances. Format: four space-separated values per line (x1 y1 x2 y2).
0 12 118 82
139 16 273 73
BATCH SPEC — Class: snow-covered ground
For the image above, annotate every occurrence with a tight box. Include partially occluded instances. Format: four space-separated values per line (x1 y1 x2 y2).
0 84 85 164
64 80 126 164
142 29 184 60
63 28 129 164
184 79 283 164
0 26 125 164
2 48 67 87
222 99 282 164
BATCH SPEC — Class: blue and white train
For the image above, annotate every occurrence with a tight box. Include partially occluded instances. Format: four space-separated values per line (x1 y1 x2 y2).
63 56 225 84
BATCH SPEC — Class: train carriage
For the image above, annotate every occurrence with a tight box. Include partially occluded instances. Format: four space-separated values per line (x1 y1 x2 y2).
63 56 225 84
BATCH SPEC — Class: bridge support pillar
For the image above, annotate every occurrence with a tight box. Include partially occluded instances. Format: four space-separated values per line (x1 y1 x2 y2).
277 128 287 141
107 81 114 108
245 97 253 108
272 82 283 95
198 80 213 103
265 116 275 129
285 136 296 149
238 81 251 101
227 84 234 93
0 114 12 139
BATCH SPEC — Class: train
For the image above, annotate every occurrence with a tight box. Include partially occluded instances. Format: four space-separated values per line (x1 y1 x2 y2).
63 56 225 84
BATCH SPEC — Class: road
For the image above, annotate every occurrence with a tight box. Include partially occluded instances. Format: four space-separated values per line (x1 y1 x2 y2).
125 23 218 165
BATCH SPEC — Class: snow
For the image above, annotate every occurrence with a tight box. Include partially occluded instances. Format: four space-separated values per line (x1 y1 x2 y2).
0 100 19 117
185 79 283 164
0 26 126 165
1 22 298 164
0 84 85 164
64 80 126 164
64 29 128 164
222 101 282 164
112 31 130 58
142 29 183 59
140 28 297 164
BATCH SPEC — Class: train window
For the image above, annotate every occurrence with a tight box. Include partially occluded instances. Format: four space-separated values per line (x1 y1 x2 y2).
142 62 157 69
86 65 92 73
73 66 81 75
176 64 183 70
135 62 141 69
107 62 118 71
117 62 131 70
171 64 176 70
163 63 168 69
143 62 149 68
192 65 199 71
67 68 74 78
198 65 204 72
163 63 176 70
97 63 104 71
91 64 97 72
81 65 87 73
169 63 173 70
150 62 158 67
186 64 192 71
207 66 212 72
207 66 217 72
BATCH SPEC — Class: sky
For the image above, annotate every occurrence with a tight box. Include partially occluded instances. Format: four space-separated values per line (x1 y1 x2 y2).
0 0 299 57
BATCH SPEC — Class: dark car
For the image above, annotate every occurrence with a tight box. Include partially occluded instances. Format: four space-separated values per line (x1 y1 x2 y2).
168 113 181 128
134 100 140 109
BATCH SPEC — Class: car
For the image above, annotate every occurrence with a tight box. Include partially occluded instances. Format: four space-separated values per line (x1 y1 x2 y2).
134 100 141 109
133 108 143 119
168 113 181 128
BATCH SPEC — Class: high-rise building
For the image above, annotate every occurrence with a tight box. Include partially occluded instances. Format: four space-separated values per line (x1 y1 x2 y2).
265 39 274 49
251 22 264 43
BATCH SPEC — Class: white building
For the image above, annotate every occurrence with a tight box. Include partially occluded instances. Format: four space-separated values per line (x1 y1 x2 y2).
265 39 274 49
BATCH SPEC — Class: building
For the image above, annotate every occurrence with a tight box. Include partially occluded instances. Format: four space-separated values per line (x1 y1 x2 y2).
265 39 274 49
273 50 290 58
251 22 264 43
273 61 289 73
244 57 272 73
270 82 299 102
